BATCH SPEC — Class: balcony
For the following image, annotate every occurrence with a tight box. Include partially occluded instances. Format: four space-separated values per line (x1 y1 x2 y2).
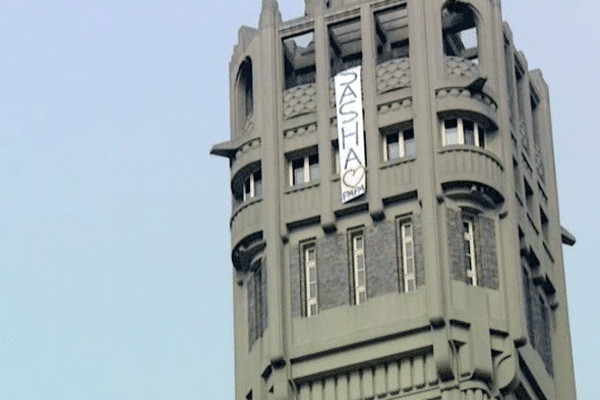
230 198 263 250
437 146 504 204
379 158 417 201
283 183 321 226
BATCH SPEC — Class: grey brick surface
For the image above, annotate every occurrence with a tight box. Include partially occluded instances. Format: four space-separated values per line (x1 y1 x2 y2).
413 215 425 287
317 232 350 310
447 208 465 282
366 220 399 298
290 244 302 318
247 270 256 348
260 263 268 335
475 216 499 289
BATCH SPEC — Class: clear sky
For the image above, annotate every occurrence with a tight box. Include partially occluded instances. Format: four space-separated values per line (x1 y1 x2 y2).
0 0 597 399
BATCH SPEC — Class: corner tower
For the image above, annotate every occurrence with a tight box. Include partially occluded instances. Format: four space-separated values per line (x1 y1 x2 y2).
211 0 577 398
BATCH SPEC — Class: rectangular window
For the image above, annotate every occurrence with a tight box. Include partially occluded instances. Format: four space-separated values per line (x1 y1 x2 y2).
329 18 362 77
383 128 415 161
463 216 477 286
400 221 416 292
248 261 266 348
375 5 409 64
242 170 262 202
303 243 318 317
442 118 485 148
540 207 549 243
283 31 316 90
350 230 367 304
524 179 534 215
288 152 319 187
442 4 478 64
332 141 340 174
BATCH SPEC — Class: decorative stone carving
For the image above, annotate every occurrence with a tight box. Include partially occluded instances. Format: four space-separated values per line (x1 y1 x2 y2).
436 88 498 112
283 83 317 119
283 123 317 139
376 57 411 94
445 56 479 78
377 97 412 115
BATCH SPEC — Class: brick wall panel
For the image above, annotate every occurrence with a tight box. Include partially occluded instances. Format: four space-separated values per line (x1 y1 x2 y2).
366 220 399 298
475 216 499 289
247 271 256 348
447 208 465 282
317 233 350 310
290 244 302 318
260 262 268 334
414 215 425 286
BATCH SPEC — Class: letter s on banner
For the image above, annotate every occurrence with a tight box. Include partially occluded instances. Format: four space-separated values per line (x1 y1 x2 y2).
335 66 366 203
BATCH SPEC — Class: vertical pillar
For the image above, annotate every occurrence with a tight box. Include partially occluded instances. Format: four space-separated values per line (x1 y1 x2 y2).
258 2 289 399
489 0 527 348
360 2 384 220
414 0 453 381
313 2 335 232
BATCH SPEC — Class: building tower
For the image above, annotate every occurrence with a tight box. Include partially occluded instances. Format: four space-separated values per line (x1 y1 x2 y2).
211 0 577 399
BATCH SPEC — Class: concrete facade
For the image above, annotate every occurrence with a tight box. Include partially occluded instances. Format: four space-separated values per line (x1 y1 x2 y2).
211 0 577 398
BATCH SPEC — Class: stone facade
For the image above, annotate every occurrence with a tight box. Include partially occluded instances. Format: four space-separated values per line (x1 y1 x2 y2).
212 0 576 398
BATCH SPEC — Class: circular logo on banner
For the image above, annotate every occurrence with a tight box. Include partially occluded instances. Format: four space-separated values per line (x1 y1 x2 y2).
342 166 365 188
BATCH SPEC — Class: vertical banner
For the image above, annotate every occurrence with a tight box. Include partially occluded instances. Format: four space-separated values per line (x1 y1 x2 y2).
335 66 366 203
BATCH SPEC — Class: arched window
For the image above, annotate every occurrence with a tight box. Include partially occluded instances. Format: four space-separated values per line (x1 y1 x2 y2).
442 2 479 65
235 58 253 133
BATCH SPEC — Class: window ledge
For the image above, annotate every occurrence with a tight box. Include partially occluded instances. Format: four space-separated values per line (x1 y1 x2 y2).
231 197 263 223
438 145 503 169
380 155 416 170
284 180 321 194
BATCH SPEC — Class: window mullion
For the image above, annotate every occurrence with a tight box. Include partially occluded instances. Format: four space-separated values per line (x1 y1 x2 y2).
383 135 388 162
458 118 464 145
304 156 310 183
399 131 405 158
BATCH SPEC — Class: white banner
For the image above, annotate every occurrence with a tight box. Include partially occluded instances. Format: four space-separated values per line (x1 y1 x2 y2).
335 66 366 203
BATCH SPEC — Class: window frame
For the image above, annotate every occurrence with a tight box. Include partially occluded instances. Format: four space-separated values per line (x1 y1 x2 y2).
441 2 480 64
383 128 415 161
303 242 318 317
441 117 485 148
399 220 416 292
462 215 478 286
242 170 262 202
350 229 367 305
288 151 320 188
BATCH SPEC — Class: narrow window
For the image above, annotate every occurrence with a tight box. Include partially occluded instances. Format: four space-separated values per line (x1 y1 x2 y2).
283 31 316 90
383 128 415 161
242 170 262 202
443 119 459 145
523 267 535 347
332 141 340 174
513 158 522 198
329 18 362 77
303 243 318 317
235 58 253 133
540 207 549 243
463 216 477 286
248 261 266 348
375 5 409 64
400 222 416 292
442 3 479 65
351 230 367 304
442 118 485 148
524 179 534 215
288 151 319 187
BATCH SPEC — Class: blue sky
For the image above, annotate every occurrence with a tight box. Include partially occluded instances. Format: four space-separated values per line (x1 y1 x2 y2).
0 0 597 398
